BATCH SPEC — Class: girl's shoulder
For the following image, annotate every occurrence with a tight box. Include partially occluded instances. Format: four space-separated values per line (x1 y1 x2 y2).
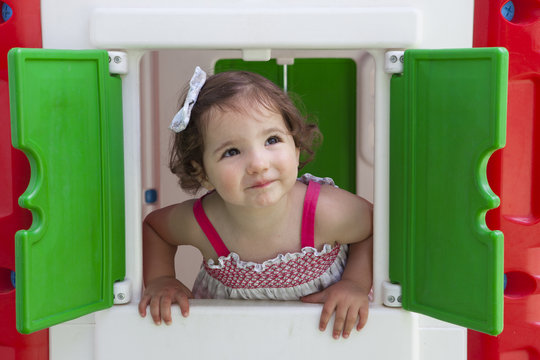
144 198 207 248
316 184 368 221
315 184 373 246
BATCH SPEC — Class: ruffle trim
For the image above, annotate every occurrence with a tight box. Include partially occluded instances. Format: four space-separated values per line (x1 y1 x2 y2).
205 243 339 273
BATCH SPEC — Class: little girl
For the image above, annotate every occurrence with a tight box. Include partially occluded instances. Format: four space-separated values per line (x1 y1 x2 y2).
138 67 373 339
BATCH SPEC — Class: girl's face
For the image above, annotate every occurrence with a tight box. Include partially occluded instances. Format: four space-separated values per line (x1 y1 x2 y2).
201 103 300 209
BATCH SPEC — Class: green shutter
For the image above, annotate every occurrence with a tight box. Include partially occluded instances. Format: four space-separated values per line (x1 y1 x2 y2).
8 48 125 334
215 59 357 193
390 48 508 335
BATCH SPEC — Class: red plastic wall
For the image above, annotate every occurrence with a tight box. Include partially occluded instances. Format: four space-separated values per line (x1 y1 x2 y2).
470 1 540 359
0 1 49 359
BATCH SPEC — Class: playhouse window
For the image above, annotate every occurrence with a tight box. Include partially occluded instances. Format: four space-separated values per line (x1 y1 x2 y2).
139 50 375 289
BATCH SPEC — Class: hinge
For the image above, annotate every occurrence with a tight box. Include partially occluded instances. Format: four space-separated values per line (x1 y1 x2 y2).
113 279 132 304
383 281 402 307
384 51 405 74
108 51 128 75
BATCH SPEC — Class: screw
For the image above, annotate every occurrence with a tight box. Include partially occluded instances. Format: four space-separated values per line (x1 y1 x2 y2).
397 296 402 303
387 295 396 303
117 293 125 301
390 55 398 63
114 56 122 64
399 55 404 63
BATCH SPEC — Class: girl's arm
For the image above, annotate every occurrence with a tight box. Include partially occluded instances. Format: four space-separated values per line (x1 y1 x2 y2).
302 186 373 339
138 204 195 325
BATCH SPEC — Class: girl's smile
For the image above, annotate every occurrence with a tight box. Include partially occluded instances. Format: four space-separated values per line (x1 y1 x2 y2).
248 179 275 189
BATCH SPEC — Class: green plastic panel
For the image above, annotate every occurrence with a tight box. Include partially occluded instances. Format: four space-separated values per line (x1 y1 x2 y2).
8 48 125 333
215 59 356 193
389 48 508 335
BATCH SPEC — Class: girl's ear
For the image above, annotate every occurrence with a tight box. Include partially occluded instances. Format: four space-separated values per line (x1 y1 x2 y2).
191 161 215 191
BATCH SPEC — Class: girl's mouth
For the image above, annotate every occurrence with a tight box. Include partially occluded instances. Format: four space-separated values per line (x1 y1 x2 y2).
250 180 274 189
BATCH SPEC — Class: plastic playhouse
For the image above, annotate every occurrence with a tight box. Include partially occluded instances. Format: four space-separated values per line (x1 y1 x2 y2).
0 0 538 359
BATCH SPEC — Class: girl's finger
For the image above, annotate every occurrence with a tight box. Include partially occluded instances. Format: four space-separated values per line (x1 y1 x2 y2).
149 296 162 325
332 304 348 339
160 295 173 325
357 305 369 331
138 295 150 317
319 300 336 332
176 293 191 317
342 306 360 338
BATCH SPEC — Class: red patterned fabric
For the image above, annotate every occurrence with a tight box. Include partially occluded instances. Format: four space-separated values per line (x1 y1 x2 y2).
203 245 341 289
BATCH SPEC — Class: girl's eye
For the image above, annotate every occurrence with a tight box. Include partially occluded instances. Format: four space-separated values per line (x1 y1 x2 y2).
222 148 240 158
266 136 281 146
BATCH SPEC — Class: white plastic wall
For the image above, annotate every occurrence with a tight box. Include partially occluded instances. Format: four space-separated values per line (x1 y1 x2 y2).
40 1 474 359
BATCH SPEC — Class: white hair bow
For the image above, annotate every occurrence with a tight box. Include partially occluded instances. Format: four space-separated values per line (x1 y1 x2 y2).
169 66 207 133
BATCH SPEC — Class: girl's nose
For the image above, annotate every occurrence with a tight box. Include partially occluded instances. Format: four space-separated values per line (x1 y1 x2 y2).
246 149 270 174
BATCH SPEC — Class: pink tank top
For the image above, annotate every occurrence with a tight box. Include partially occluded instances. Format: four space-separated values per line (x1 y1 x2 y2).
191 177 348 299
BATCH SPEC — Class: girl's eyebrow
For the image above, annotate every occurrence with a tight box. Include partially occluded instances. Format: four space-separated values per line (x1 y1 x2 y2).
259 126 293 140
263 127 289 136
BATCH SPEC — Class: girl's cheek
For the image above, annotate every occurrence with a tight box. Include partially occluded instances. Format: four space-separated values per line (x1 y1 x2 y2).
219 166 241 185
282 149 300 165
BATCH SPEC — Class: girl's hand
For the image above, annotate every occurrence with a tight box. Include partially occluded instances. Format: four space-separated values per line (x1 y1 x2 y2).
301 279 369 339
138 276 193 325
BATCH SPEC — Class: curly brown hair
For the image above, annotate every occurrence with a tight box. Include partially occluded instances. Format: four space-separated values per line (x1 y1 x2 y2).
169 70 322 194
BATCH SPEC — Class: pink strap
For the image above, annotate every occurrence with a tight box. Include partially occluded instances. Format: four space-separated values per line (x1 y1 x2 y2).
301 181 321 248
193 198 230 257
